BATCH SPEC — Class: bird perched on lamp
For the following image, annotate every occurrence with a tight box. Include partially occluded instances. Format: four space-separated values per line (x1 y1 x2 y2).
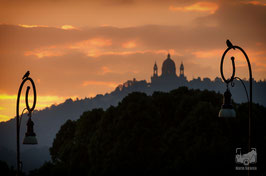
22 71 30 80
226 40 235 50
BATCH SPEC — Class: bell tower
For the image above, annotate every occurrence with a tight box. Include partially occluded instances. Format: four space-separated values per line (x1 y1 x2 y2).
153 62 158 77
180 61 184 77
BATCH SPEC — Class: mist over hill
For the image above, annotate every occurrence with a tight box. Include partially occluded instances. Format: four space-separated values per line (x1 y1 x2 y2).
0 77 265 172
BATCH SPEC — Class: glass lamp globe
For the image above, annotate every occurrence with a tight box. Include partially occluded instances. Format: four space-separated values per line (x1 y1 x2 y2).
23 117 38 145
219 88 236 118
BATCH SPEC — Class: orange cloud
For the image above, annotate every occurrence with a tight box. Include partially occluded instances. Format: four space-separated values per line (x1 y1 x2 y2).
68 38 112 56
23 33 179 58
192 49 255 69
245 1 266 6
19 24 78 30
24 50 64 58
24 36 113 59
81 49 179 58
169 2 219 14
122 41 137 48
19 24 48 28
70 38 112 49
193 49 223 59
91 38 112 47
82 81 118 88
61 25 76 30
24 45 64 58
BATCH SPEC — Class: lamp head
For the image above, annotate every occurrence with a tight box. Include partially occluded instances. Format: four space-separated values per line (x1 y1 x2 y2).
219 88 236 118
23 117 38 145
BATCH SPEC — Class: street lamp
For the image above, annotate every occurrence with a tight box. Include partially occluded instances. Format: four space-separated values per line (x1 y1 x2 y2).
16 71 37 175
219 39 252 150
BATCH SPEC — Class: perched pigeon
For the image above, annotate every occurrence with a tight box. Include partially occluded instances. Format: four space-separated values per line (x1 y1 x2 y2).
22 71 30 80
226 40 235 49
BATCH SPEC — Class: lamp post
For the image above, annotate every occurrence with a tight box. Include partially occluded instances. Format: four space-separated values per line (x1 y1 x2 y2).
219 40 253 170
16 71 38 175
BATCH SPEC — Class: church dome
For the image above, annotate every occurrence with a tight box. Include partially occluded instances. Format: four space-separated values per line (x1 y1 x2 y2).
162 53 176 76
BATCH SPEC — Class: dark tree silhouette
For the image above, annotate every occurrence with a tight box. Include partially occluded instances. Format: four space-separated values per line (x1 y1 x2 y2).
0 160 16 176
28 87 266 176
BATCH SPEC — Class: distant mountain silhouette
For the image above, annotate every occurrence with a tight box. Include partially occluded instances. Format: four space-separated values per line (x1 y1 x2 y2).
0 76 265 172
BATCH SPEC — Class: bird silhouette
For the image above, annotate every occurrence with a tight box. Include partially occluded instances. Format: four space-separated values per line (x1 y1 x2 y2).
22 71 30 80
226 40 235 50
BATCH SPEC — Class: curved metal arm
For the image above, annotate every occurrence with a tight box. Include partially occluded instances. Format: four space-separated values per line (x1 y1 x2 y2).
220 43 252 106
16 75 37 175
16 77 37 125
231 77 249 103
19 108 27 129
25 84 37 113
220 51 235 84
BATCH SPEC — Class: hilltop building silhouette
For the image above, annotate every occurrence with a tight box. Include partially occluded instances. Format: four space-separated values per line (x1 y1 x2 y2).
150 53 187 91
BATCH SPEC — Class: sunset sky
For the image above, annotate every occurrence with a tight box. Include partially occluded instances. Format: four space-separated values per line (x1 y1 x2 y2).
0 0 266 122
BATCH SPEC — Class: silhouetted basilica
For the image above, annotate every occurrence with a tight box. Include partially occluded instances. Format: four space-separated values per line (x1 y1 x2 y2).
151 53 187 91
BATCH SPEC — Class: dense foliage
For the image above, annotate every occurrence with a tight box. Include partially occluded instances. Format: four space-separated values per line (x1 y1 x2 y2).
0 160 16 176
30 87 266 176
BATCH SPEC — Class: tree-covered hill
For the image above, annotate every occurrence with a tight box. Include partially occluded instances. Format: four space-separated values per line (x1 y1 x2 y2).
1 78 265 173
29 87 266 175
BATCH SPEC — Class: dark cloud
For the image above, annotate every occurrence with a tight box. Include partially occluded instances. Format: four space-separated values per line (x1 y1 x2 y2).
2 0 266 52
196 1 266 46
